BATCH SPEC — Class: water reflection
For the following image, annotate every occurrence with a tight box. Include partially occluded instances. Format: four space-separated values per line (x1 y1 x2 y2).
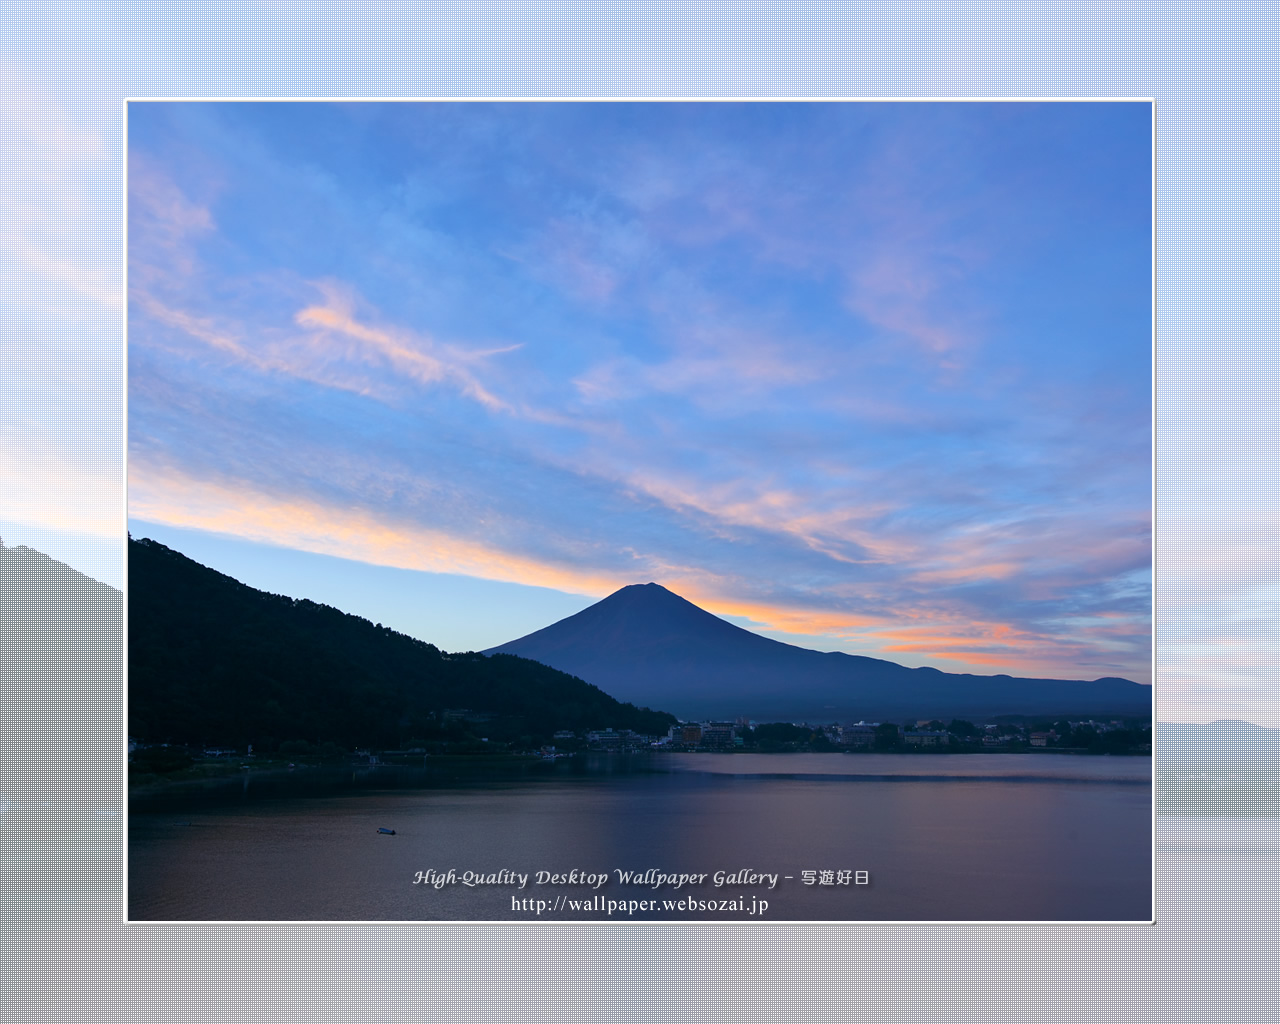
130 753 1151 923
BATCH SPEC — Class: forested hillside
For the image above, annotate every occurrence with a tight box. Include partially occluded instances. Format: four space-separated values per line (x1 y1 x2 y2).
129 537 674 751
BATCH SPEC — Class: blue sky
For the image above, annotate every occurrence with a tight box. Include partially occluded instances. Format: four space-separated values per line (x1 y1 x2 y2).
126 101 1151 682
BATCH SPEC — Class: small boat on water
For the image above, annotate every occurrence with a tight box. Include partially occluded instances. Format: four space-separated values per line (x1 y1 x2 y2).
377 827 396 835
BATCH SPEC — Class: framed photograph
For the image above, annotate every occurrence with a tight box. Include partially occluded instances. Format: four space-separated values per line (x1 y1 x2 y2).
125 100 1152 923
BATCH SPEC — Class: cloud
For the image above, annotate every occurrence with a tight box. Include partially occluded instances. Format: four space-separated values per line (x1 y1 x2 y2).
126 457 887 642
904 515 1151 596
0 76 121 550
292 285 513 413
0 432 122 540
871 615 1145 681
127 153 217 291
132 279 520 414
696 596 886 638
521 215 630 303
128 153 215 238
572 341 817 412
123 103 1153 690
618 470 908 567
910 562 1021 585
847 265 967 359
128 460 625 599
127 453 912 662
1 76 119 317
133 292 248 359
11 241 120 313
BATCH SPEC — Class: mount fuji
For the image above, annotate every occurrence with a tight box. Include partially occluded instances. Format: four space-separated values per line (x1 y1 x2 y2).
486 582 1150 722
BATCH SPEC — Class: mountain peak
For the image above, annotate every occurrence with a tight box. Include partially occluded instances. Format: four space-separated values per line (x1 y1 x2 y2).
596 582 710 617
486 584 1150 722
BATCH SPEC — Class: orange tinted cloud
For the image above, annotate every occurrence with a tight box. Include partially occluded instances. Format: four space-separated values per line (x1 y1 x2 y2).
911 562 1020 584
294 286 513 412
875 618 1039 652
871 611 1148 679
691 595 884 637
128 461 888 642
128 458 1149 681
1 435 122 539
134 292 249 359
917 652 1029 668
622 471 912 566
133 283 518 413
129 462 624 598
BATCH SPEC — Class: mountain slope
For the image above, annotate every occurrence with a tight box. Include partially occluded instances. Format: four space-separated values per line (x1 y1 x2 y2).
487 583 1151 722
1158 719 1280 763
1 540 123 801
128 537 674 748
1 540 122 676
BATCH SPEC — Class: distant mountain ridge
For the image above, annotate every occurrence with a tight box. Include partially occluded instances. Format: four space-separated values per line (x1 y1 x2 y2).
1 539 123 806
1159 719 1280 761
1 538 122 680
486 582 1151 722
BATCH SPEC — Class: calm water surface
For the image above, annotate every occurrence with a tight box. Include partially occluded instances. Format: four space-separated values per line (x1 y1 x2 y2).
129 753 1151 922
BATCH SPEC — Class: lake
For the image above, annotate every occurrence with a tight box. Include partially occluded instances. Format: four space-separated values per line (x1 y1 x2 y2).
128 752 1152 923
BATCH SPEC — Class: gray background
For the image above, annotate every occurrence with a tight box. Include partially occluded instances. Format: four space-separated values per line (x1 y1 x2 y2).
3 2 1276 1019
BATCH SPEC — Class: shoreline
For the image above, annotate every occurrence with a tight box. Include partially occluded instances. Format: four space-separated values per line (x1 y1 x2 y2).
128 746 1152 808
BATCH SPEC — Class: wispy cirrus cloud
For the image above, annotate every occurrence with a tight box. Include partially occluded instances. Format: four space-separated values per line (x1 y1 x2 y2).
871 611 1145 679
128 455 881 640
2 76 121 572
615 470 907 567
128 153 215 238
133 276 521 414
127 153 217 295
128 452 905 656
128 459 626 599
845 245 980 362
293 283 517 412
2 74 119 317
572 338 818 411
